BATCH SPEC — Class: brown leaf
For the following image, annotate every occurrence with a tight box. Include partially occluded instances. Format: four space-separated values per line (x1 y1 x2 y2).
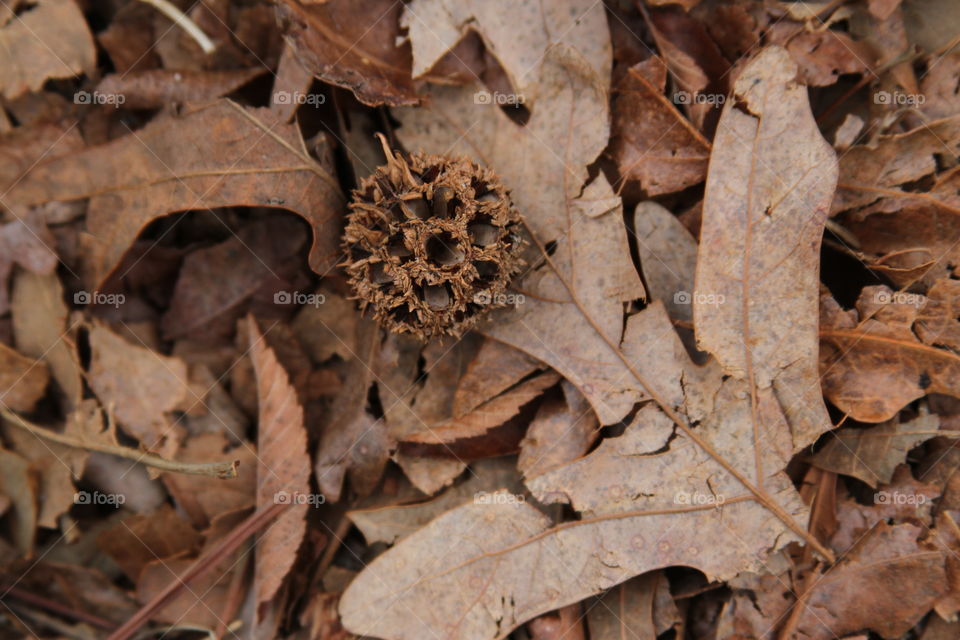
97 504 202 582
452 339 541 417
0 447 36 555
315 316 391 502
832 116 960 214
0 340 49 413
633 201 698 325
248 316 311 607
819 286 960 422
586 572 678 640
276 0 419 106
610 57 710 195
694 45 838 453
7 100 344 286
403 371 560 446
161 432 257 529
794 522 947 639
11 270 83 412
517 382 598 479
769 26 875 86
87 322 189 455
811 413 945 487
96 68 266 110
161 217 309 340
0 0 95 99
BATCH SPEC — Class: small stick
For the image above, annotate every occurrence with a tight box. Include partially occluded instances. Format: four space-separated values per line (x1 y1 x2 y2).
0 409 238 479
0 579 116 631
136 0 216 54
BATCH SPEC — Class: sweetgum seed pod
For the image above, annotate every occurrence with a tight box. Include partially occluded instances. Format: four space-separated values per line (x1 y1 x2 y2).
343 135 523 340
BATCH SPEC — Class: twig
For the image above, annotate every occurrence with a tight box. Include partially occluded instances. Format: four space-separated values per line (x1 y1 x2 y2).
0 409 238 479
108 503 287 640
0 579 116 631
136 0 216 54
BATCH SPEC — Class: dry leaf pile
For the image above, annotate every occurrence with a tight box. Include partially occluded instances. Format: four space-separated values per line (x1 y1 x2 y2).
0 0 959 639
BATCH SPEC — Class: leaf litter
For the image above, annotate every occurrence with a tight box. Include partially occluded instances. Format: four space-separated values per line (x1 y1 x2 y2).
1 0 960 639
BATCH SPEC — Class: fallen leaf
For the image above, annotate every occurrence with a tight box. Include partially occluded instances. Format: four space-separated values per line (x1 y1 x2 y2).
401 0 610 106
276 0 419 106
0 447 36 555
633 201 698 325
96 68 266 110
7 100 344 286
0 340 49 413
403 371 559 445
820 286 960 422
248 316 311 608
586 572 677 640
97 504 202 582
87 322 189 455
518 381 598 479
161 216 309 340
11 270 83 412
0 0 96 99
694 45 838 453
811 413 945 487
610 57 710 195
793 522 947 639
398 46 646 424
348 457 523 545
452 339 541 417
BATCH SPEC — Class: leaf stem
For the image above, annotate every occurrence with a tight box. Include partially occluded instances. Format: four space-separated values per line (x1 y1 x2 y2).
0 409 238 479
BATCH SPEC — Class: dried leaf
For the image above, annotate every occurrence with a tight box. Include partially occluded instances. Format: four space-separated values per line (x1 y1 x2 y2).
96 68 266 110
811 413 944 487
0 0 96 99
7 100 343 285
820 286 960 422
610 58 710 195
403 372 559 445
97 504 202 582
0 340 49 413
87 322 189 455
794 522 947 639
694 45 838 453
276 0 419 106
249 316 311 607
401 0 610 105
518 382 598 479
0 447 36 555
11 270 83 412
453 339 541 417
348 457 523 545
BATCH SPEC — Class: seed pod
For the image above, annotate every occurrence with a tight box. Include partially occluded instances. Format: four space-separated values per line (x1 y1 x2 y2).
343 135 523 340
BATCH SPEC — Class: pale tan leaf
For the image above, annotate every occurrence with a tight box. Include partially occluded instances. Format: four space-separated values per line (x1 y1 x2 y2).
693 45 838 453
0 341 49 413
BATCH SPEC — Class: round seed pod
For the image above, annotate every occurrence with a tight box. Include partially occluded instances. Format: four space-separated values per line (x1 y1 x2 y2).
343 136 523 340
